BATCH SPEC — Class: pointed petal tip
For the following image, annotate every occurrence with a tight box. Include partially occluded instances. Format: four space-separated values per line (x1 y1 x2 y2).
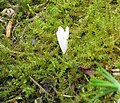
56 26 69 54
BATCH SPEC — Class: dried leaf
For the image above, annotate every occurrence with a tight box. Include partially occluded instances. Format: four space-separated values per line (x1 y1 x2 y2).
10 100 18 103
83 69 94 76
2 8 15 17
111 68 120 76
80 65 94 76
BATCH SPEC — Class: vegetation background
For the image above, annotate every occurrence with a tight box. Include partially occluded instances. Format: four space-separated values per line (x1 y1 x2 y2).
0 0 120 102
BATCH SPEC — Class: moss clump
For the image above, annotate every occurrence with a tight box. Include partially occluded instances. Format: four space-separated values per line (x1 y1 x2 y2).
0 0 120 102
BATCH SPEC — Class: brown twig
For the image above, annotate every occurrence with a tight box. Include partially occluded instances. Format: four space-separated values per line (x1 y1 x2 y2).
29 76 49 95
6 19 13 37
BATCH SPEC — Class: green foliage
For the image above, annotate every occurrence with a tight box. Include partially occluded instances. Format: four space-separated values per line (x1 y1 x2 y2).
0 0 120 102
87 62 120 103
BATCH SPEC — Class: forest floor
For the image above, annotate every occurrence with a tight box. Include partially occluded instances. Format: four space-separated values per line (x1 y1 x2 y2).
0 0 120 103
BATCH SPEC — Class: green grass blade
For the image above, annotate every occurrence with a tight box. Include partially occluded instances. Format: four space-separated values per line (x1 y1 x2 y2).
96 62 120 89
89 80 118 88
89 88 116 103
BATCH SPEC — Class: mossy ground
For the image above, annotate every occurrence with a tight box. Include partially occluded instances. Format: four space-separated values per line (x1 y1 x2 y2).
0 0 120 103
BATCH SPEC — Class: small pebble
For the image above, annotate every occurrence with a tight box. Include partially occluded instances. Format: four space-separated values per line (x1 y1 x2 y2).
31 39 37 45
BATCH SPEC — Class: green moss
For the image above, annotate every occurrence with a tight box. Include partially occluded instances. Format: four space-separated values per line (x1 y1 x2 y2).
0 0 120 102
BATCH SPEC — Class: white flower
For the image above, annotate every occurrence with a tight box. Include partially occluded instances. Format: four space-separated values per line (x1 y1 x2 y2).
56 26 69 54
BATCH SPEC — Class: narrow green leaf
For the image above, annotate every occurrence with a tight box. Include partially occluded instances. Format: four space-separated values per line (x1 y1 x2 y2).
90 80 118 88
89 88 116 103
96 62 120 89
